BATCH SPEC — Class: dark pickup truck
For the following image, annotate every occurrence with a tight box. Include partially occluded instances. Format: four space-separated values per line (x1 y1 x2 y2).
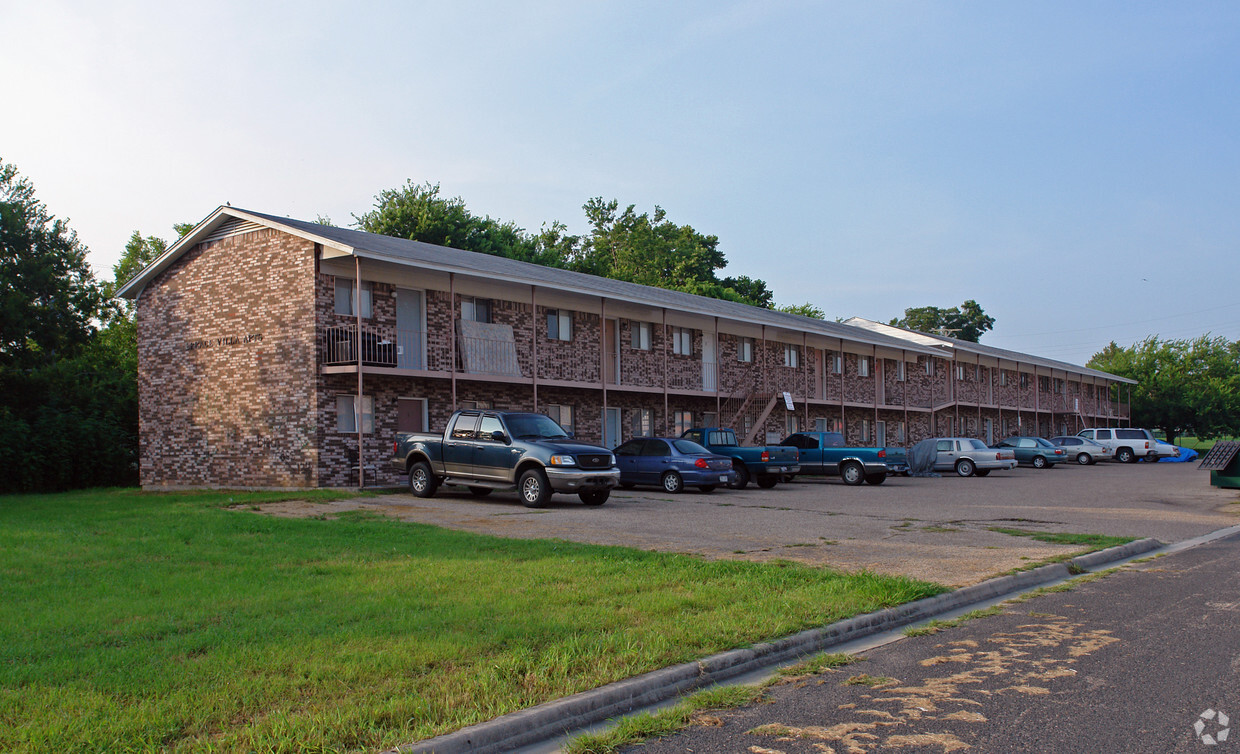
779 431 909 486
680 427 800 489
392 410 619 507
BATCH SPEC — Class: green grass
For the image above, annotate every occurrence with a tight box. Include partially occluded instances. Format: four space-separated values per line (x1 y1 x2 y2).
902 605 1005 637
0 489 946 753
987 527 1135 550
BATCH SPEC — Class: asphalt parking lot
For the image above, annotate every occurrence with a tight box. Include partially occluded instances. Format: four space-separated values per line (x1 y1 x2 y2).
274 461 1240 587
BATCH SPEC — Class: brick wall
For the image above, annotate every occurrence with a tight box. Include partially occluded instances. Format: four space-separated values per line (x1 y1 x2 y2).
137 228 318 488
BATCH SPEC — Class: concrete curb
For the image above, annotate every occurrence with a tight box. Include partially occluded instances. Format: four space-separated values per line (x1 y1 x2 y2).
391 537 1162 754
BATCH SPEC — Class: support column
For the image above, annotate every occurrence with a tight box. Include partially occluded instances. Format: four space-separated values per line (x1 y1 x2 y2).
355 255 364 488
449 273 457 412
531 286 538 411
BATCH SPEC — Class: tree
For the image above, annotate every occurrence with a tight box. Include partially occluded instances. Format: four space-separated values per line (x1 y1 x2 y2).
0 159 102 369
890 299 995 342
1088 335 1240 444
777 302 826 319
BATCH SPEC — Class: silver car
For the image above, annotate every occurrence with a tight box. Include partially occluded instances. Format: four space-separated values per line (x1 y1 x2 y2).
1049 435 1109 465
932 437 1018 477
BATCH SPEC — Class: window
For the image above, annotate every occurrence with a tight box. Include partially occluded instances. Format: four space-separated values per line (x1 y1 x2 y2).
786 413 799 436
633 322 651 350
859 419 872 443
671 327 692 356
999 371 1008 387
858 356 870 378
459 400 492 410
546 309 572 341
975 364 981 381
814 417 829 432
336 394 374 433
783 344 799 368
478 415 503 440
545 404 574 434
448 412 479 440
831 353 843 374
925 358 936 376
1039 376 1051 392
461 297 491 323
334 278 372 318
738 337 754 363
1053 378 1065 395
895 421 906 444
673 410 693 436
955 364 966 381
631 408 653 437
896 361 907 382
1020 373 1030 390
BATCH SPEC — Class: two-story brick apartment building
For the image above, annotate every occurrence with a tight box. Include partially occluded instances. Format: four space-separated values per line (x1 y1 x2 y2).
117 206 1135 489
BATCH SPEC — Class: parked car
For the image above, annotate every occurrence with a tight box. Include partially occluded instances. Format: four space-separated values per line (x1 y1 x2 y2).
1048 435 1109 465
681 427 800 489
1145 440 1182 462
931 437 1017 477
614 437 735 492
393 410 619 507
992 436 1066 469
1076 428 1157 463
780 431 908 485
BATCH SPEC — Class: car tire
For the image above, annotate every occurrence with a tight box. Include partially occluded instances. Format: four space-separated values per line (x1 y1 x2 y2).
841 461 865 486
1076 453 1091 466
1032 455 1047 469
1117 447 1135 464
730 462 750 489
698 485 716 493
519 468 551 508
468 486 492 497
956 458 976 477
619 481 636 489
756 475 778 489
974 469 991 477
661 471 684 493
864 473 886 485
408 461 438 498
579 490 609 506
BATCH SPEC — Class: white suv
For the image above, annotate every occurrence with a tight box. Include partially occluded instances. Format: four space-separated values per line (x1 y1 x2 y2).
1076 428 1157 463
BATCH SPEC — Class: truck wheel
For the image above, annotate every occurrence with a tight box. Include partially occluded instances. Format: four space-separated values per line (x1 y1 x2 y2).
840 461 865 486
956 458 976 477
864 473 886 485
468 487 492 497
756 476 778 489
1032 455 1047 469
1116 447 1135 464
730 462 750 489
408 462 439 498
519 468 551 508
661 471 684 493
1077 453 1091 465
579 490 609 506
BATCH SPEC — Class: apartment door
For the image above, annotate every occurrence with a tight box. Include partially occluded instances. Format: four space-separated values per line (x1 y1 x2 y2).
985 418 994 445
396 288 425 369
397 398 426 433
702 332 716 391
604 318 619 384
876 420 886 447
603 407 621 449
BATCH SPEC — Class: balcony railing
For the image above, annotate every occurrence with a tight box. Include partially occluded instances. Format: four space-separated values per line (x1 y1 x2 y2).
323 325 397 367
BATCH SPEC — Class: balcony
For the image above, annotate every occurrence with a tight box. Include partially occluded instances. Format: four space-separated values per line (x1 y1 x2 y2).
323 326 427 369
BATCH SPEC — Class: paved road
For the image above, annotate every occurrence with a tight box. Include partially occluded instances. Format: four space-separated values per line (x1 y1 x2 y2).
626 531 1240 753
275 461 1239 585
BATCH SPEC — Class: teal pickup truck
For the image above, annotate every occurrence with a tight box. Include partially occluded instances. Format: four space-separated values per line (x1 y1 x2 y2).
680 427 800 489
779 431 908 486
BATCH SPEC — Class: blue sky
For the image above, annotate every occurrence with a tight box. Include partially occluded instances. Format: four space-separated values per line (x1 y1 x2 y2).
3 1 1238 364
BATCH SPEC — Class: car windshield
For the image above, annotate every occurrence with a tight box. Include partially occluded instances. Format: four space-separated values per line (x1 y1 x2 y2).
1034 438 1056 448
673 439 710 455
504 413 571 440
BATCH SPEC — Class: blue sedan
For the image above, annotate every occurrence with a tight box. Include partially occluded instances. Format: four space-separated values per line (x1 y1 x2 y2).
614 437 736 493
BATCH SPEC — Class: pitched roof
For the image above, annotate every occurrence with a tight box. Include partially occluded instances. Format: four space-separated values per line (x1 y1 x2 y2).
117 206 943 356
843 317 1137 384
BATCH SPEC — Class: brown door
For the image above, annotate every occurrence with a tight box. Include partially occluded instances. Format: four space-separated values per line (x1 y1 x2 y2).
398 398 425 433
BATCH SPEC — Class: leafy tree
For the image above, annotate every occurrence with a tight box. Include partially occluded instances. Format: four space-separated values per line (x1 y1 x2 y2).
1088 336 1240 444
777 302 826 319
0 159 102 369
890 299 995 342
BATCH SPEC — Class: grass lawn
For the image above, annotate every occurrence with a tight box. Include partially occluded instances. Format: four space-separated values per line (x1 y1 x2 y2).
0 489 945 753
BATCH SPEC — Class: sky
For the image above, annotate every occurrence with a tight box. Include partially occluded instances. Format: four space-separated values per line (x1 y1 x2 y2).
3 0 1238 366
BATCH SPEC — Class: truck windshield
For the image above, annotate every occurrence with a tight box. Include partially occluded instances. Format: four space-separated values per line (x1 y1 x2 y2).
505 413 571 440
